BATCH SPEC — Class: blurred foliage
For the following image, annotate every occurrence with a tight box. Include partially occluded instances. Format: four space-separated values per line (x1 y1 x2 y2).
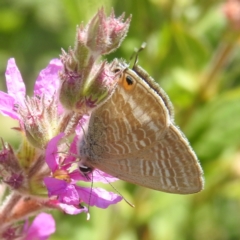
1 0 240 240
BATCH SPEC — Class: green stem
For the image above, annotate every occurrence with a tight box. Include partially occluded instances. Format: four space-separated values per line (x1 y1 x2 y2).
199 40 235 99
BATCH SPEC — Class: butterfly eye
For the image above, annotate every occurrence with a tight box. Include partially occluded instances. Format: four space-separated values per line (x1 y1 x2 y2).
121 74 135 91
79 165 93 176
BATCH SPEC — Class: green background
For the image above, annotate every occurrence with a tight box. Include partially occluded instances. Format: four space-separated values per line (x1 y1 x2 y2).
1 0 240 240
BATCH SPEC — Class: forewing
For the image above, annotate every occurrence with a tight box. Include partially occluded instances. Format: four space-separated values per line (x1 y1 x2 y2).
87 71 171 157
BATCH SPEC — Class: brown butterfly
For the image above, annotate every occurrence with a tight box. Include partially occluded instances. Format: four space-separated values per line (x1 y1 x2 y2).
78 62 204 194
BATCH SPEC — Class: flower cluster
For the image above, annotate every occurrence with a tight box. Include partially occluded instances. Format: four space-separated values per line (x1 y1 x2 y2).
0 9 131 240
59 8 131 112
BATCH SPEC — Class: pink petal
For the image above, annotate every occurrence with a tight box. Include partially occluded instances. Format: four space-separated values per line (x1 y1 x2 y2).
92 170 119 183
63 136 78 167
44 177 68 195
58 203 88 215
76 186 122 209
69 169 119 184
25 213 55 240
69 169 88 182
0 91 19 119
59 184 79 205
34 59 63 97
57 103 64 115
5 58 26 105
45 133 64 171
44 177 79 205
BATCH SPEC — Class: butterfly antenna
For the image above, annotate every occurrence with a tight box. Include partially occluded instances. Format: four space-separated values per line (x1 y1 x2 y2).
129 42 147 67
96 170 135 208
86 171 94 220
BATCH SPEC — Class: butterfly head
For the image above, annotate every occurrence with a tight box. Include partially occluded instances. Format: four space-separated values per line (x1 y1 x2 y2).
77 129 96 178
78 163 94 179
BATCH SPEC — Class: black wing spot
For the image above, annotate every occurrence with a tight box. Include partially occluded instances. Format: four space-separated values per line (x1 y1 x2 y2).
126 75 134 85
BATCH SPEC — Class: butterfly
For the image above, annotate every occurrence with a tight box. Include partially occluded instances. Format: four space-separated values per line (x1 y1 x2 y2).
78 62 204 194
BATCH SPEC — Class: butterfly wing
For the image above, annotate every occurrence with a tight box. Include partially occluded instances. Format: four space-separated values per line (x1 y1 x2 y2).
91 124 203 194
81 66 203 194
85 68 171 157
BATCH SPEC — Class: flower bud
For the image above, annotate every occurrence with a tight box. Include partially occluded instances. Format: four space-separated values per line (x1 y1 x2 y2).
81 61 118 108
0 141 25 190
86 8 131 55
58 8 131 113
59 60 118 112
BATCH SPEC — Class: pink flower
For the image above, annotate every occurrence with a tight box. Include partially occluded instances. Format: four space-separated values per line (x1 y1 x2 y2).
0 58 63 121
24 213 55 240
44 134 122 213
0 58 64 149
0 8 130 231
0 213 55 240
